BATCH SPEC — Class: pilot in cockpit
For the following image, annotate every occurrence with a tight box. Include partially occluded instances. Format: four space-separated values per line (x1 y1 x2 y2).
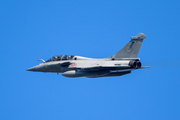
68 56 71 60
54 56 57 61
57 56 61 61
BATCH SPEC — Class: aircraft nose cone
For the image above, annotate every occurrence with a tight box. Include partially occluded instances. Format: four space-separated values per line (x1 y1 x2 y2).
27 64 45 72
26 66 37 71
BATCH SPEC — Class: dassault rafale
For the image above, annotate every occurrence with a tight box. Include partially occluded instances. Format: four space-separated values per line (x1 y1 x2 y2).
27 33 150 78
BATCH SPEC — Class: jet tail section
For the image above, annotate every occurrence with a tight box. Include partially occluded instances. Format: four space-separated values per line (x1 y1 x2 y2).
109 33 146 59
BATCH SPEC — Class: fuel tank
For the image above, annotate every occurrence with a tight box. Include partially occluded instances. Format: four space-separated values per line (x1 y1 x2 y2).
62 70 109 78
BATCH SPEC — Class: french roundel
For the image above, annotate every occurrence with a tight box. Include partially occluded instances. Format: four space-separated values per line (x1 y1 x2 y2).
71 63 75 66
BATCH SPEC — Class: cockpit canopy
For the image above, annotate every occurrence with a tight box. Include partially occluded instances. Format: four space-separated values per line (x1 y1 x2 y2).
46 55 75 62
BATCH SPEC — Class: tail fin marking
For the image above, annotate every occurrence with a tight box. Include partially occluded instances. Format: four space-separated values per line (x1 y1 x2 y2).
109 33 146 59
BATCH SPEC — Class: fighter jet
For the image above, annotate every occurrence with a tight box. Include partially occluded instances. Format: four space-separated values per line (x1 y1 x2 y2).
27 33 150 78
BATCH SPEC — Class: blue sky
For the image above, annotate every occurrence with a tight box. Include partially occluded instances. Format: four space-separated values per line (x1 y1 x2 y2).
0 0 180 120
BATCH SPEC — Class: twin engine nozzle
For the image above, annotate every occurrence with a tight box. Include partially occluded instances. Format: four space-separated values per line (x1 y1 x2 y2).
129 61 142 69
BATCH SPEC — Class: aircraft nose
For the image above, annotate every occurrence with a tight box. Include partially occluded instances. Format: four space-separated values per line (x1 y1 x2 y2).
26 64 44 72
26 66 38 71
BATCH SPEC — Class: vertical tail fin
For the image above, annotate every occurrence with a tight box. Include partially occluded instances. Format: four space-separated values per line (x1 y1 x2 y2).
109 33 146 59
